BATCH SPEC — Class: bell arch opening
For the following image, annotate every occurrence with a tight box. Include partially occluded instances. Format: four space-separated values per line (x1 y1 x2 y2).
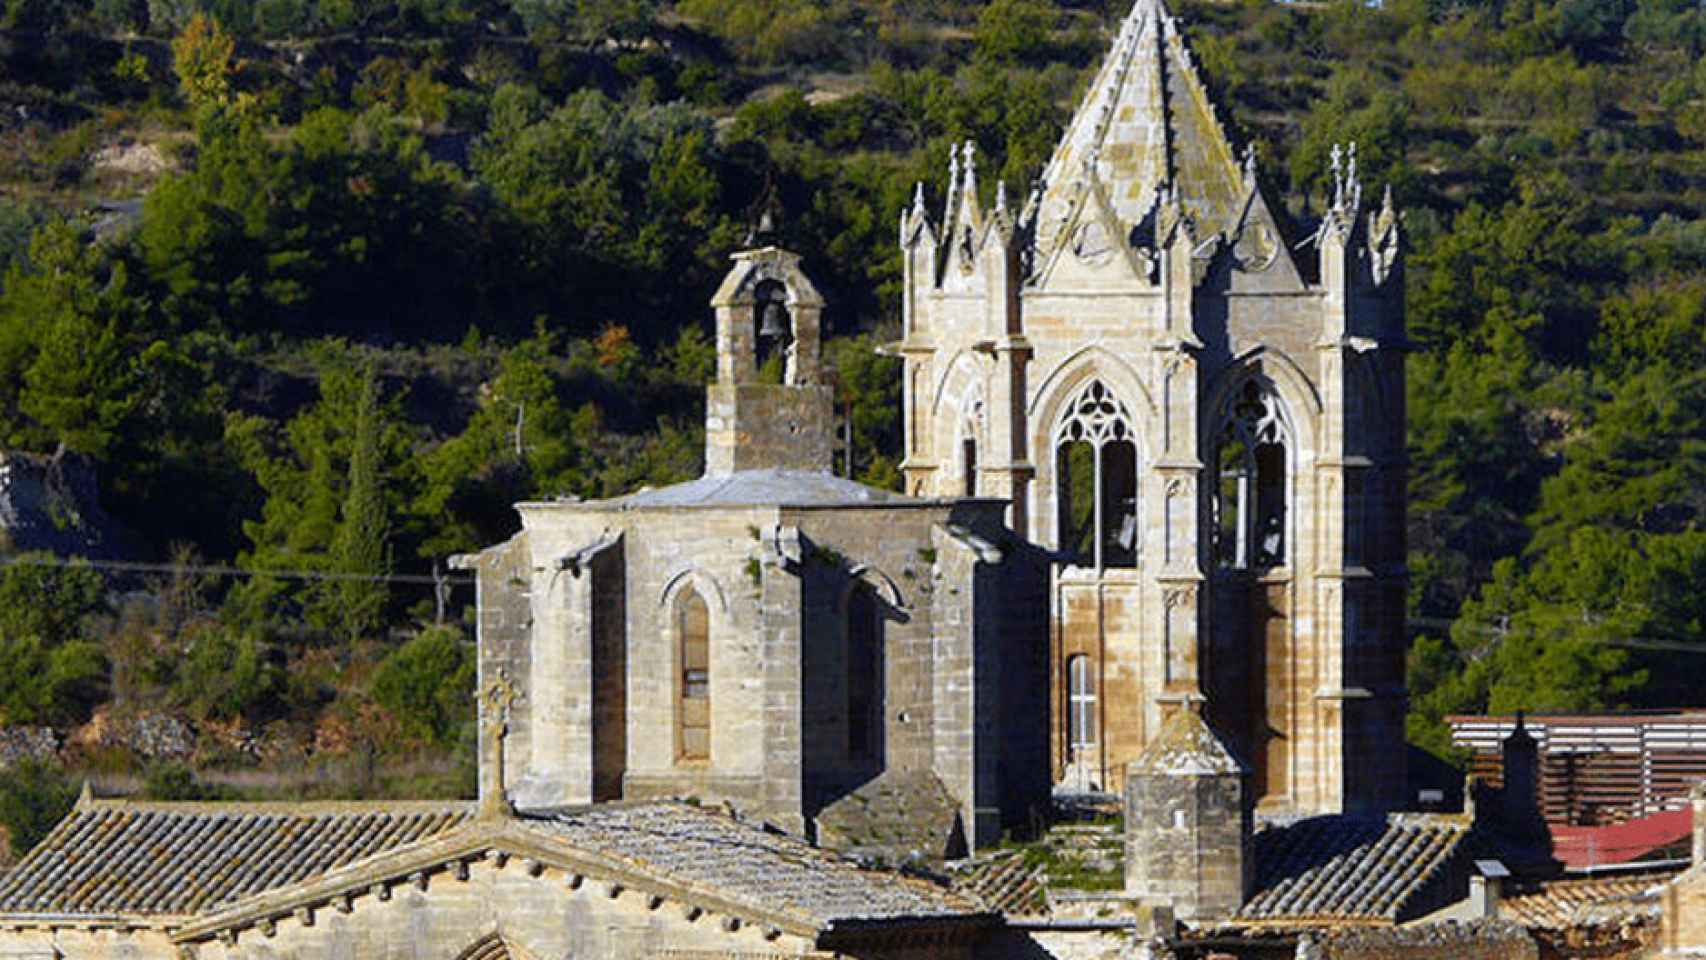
1053 379 1140 569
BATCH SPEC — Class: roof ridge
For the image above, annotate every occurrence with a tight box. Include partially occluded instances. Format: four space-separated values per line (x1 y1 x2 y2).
83 798 476 815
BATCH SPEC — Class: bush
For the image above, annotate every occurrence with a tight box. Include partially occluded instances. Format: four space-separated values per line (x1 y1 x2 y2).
143 762 239 800
370 627 473 745
0 759 76 858
170 628 285 724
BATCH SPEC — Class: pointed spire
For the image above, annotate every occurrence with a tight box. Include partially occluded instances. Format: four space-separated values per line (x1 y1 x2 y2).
960 139 979 208
995 179 1008 216
943 142 961 229
1029 0 1252 268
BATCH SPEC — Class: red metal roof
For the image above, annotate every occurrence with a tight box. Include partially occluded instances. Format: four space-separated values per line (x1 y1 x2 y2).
1548 808 1692 870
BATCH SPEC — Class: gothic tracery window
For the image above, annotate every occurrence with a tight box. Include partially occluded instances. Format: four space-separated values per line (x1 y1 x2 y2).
677 587 710 762
1055 380 1139 569
1214 380 1291 571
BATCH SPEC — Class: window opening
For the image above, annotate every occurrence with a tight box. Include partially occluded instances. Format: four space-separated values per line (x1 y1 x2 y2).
753 279 790 383
962 437 978 497
1054 380 1140 569
678 588 710 761
847 583 882 762
1214 380 1290 570
1067 654 1096 756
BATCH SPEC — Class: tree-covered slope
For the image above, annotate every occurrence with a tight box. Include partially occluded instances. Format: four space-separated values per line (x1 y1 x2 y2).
0 0 1702 802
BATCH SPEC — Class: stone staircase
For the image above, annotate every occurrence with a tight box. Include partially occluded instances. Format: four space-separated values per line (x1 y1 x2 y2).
949 807 1127 917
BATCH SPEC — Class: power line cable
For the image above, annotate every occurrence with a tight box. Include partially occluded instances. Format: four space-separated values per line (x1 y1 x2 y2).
0 554 473 586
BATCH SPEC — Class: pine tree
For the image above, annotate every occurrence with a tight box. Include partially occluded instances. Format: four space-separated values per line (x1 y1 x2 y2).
327 363 390 643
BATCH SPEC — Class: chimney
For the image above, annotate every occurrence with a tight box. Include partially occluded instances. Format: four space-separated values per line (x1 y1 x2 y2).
1470 859 1509 918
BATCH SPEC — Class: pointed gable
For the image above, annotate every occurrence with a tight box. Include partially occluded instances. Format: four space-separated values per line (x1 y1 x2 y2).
1027 0 1263 276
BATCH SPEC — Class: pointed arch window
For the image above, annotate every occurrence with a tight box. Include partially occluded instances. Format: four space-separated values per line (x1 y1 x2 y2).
1067 654 1096 757
677 587 710 762
961 397 983 498
1214 380 1291 570
1055 380 1140 569
847 582 883 764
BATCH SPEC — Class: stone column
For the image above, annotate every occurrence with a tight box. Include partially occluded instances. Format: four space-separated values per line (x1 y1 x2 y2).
759 525 807 836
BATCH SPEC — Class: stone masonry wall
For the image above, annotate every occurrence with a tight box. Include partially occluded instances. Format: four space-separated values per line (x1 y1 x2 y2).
1659 866 1706 954
1298 919 1537 960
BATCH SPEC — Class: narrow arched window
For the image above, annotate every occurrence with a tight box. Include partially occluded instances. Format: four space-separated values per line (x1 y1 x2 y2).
1054 380 1140 569
677 588 710 762
1214 380 1291 570
962 436 978 496
847 582 883 764
1067 654 1096 757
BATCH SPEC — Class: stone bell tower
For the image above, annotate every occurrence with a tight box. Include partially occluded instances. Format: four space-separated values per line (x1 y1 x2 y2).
705 246 836 475
893 0 1408 815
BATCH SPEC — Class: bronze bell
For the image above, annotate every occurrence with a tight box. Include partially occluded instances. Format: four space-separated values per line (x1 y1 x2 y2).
758 300 789 340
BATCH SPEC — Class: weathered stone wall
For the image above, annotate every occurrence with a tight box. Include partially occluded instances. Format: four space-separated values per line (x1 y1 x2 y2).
167 859 829 960
1297 919 1537 960
1659 866 1706 955
463 534 533 812
705 383 836 475
1123 754 1247 921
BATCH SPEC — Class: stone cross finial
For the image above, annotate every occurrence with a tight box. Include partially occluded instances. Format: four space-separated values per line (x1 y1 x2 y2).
1329 143 1342 181
478 670 520 819
962 140 977 176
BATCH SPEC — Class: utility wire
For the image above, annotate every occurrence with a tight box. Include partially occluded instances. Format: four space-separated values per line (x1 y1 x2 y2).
0 554 472 586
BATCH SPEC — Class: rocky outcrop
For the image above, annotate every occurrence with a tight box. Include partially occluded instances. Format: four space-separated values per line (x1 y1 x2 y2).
0 450 130 559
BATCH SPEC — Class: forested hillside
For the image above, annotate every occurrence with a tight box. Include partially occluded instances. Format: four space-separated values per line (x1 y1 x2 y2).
0 0 1702 826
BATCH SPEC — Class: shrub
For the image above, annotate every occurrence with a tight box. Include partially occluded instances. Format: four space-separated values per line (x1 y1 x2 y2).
170 628 285 724
370 627 473 745
0 759 76 858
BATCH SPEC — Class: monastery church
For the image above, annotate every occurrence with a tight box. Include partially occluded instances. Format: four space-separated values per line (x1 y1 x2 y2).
0 1 1434 958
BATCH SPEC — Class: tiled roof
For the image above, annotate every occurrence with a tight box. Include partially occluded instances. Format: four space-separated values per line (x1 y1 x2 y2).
1238 814 1469 923
516 804 985 927
948 851 1048 916
1501 872 1677 931
0 799 471 919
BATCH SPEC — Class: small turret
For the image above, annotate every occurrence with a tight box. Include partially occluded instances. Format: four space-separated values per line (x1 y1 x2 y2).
704 246 835 475
1124 706 1250 921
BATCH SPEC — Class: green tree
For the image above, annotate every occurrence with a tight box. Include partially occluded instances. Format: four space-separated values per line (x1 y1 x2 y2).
416 325 581 557
171 13 235 110
973 0 1052 66
370 627 474 744
229 345 415 635
0 224 147 458
326 365 390 643
169 627 284 723
0 760 76 858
